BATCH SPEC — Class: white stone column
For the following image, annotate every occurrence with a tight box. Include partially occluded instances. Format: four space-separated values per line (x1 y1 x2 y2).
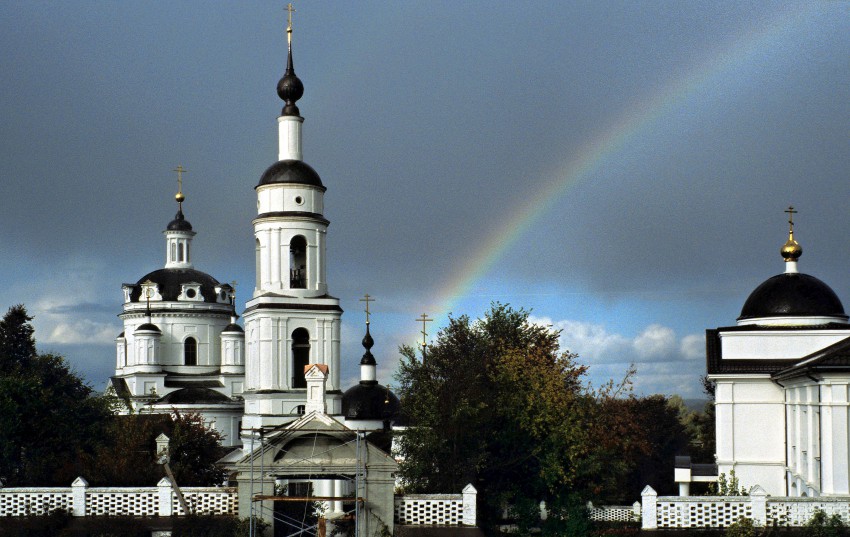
462 484 477 526
158 477 174 516
750 485 767 526
71 477 88 517
641 486 657 530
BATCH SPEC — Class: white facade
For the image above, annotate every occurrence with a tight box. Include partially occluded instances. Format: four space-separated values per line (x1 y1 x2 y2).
111 200 246 447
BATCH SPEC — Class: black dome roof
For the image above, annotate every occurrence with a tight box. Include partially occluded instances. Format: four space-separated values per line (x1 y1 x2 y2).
132 268 221 303
258 160 324 189
166 209 193 231
135 323 161 334
158 387 233 404
222 323 244 333
342 383 401 422
739 272 847 321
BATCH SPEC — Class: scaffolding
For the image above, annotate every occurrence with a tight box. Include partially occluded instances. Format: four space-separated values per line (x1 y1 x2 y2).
241 424 375 537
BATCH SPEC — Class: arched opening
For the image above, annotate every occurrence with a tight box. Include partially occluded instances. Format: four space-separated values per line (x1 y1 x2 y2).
290 236 307 289
291 328 310 388
178 243 185 262
171 243 177 263
184 337 197 366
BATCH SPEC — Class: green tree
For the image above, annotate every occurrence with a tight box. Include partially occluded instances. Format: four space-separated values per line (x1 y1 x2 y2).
395 304 597 530
0 305 113 485
82 412 227 486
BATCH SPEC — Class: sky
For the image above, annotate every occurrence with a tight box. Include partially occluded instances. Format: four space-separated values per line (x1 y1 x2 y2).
1 2 848 399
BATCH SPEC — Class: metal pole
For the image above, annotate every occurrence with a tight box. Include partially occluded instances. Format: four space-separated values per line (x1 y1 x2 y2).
250 430 256 537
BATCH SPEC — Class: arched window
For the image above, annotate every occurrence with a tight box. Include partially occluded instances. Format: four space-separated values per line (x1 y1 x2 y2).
184 337 197 366
289 236 307 289
178 243 185 262
291 328 310 388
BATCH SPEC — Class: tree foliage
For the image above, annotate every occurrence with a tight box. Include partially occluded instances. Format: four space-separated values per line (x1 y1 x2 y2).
396 304 599 528
0 304 227 487
0 305 113 485
395 303 700 530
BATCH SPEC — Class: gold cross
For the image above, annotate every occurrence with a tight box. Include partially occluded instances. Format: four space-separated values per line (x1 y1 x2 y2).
174 165 186 194
785 206 798 233
360 294 374 325
416 313 433 350
286 3 295 42
230 280 238 304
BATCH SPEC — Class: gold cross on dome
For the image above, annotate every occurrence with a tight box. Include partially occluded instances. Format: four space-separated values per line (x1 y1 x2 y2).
286 3 295 41
416 313 433 350
230 280 238 304
174 165 186 194
785 206 798 233
359 293 374 324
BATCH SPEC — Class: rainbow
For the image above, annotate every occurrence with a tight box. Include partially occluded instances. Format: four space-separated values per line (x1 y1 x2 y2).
431 3 825 319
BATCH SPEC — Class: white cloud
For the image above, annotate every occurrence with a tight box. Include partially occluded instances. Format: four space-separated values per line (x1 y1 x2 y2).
529 315 707 397
45 320 117 345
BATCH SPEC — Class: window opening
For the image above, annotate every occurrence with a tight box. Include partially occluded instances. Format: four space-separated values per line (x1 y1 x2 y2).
291 328 309 388
184 337 197 366
290 236 307 288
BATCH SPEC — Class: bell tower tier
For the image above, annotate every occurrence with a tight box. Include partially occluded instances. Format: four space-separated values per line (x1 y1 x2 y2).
241 11 342 435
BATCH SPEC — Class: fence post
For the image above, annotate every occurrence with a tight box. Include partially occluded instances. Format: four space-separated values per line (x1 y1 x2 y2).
641 486 658 530
158 477 174 516
462 484 477 526
71 477 88 517
633 501 641 522
750 485 767 526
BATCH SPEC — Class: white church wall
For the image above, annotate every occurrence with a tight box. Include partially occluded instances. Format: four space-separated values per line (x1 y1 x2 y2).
721 330 850 360
715 376 786 495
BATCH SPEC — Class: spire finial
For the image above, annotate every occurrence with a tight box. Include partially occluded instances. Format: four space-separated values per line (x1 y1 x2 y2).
173 165 187 208
360 295 376 370
360 294 374 325
286 3 295 46
416 313 434 362
277 3 304 116
781 205 802 265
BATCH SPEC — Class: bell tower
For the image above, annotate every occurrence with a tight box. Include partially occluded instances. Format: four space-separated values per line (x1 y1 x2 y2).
242 8 342 435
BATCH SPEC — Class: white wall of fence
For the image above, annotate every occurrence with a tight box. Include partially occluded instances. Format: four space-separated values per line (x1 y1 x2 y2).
394 484 476 526
0 477 237 517
641 485 850 529
0 478 476 526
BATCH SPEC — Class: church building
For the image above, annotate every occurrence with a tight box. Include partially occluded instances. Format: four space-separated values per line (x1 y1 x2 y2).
708 208 850 497
109 8 400 451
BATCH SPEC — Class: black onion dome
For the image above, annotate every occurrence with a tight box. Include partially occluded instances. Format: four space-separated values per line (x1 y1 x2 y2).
135 323 161 334
132 268 221 303
222 323 244 333
167 209 193 231
739 273 847 321
257 160 324 189
158 387 232 404
342 383 401 421
277 45 304 116
361 326 376 366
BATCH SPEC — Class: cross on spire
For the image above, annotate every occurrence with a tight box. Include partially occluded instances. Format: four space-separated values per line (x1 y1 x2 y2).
173 165 187 207
230 280 238 305
785 206 798 235
360 293 374 325
286 3 295 44
416 313 433 352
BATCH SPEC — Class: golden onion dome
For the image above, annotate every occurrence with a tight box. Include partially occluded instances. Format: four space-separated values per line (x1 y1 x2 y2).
781 234 802 261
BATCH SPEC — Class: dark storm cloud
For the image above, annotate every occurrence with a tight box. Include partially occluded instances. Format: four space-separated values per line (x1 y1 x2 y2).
1 2 847 396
